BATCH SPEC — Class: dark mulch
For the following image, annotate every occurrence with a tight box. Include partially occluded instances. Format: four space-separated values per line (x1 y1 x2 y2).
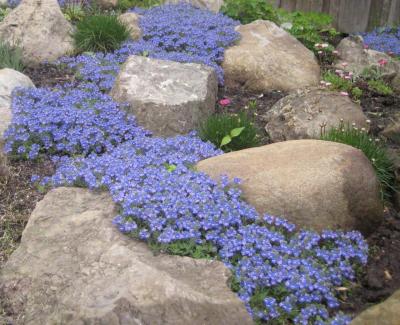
0 158 54 269
340 206 400 315
23 63 76 88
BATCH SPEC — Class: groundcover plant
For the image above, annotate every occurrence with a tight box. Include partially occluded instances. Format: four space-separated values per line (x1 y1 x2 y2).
4 4 368 324
361 27 400 57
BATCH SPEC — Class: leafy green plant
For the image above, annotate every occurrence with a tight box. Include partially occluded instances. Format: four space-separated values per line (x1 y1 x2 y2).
63 2 86 22
368 79 394 95
0 7 10 22
198 112 259 152
278 10 338 51
221 0 280 25
73 14 130 53
149 239 217 259
321 121 396 201
351 87 363 100
323 71 353 92
0 41 24 72
117 0 161 11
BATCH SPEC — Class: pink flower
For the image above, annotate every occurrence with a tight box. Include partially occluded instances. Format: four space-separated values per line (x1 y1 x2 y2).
341 62 348 67
340 91 349 96
363 44 369 49
378 58 388 66
332 50 339 55
318 50 323 55
219 98 231 106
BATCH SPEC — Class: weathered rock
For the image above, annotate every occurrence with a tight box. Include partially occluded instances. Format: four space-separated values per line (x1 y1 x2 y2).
96 0 117 9
381 113 400 144
196 140 383 235
351 289 400 325
110 55 218 137
222 20 320 92
118 12 142 40
335 36 400 90
0 0 74 66
164 0 224 12
264 88 369 142
0 68 35 139
0 187 252 325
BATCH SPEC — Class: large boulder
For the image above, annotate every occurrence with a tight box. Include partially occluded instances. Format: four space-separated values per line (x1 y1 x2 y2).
118 12 142 40
196 140 383 235
264 88 369 142
164 0 224 12
0 187 251 325
222 20 320 92
351 289 400 325
335 36 400 92
0 68 35 139
0 0 74 66
110 55 218 137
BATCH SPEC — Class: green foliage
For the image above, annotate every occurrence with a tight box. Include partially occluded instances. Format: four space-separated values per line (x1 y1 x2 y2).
0 41 24 72
278 10 338 51
323 71 353 92
220 126 245 148
198 112 260 152
221 0 280 25
322 71 363 100
0 7 10 22
63 3 86 22
368 79 394 96
351 87 363 100
321 121 396 202
149 239 217 259
73 14 130 53
117 0 162 11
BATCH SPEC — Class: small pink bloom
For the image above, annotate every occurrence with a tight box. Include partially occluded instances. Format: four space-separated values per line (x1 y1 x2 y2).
219 98 231 106
363 44 369 49
340 91 349 96
332 50 339 55
341 62 348 67
344 76 352 80
318 50 323 54
378 58 388 66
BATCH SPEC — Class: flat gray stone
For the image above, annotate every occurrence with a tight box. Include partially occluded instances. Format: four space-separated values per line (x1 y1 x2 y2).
110 55 218 137
0 187 252 325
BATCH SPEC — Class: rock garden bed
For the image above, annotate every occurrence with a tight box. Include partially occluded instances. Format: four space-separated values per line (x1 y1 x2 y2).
1 0 400 324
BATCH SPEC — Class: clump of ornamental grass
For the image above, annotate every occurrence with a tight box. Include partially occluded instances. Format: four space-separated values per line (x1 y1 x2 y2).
73 14 130 53
0 41 24 72
321 121 396 201
198 112 260 152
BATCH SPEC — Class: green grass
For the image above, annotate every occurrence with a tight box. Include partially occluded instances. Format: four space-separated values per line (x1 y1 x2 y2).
73 14 130 53
321 121 396 202
198 112 260 152
0 41 24 72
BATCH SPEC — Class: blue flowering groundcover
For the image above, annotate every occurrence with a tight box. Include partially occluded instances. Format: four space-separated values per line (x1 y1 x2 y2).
361 27 400 57
4 4 368 324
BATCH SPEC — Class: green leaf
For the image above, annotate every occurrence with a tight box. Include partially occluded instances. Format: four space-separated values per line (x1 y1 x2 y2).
220 135 232 147
230 127 245 138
